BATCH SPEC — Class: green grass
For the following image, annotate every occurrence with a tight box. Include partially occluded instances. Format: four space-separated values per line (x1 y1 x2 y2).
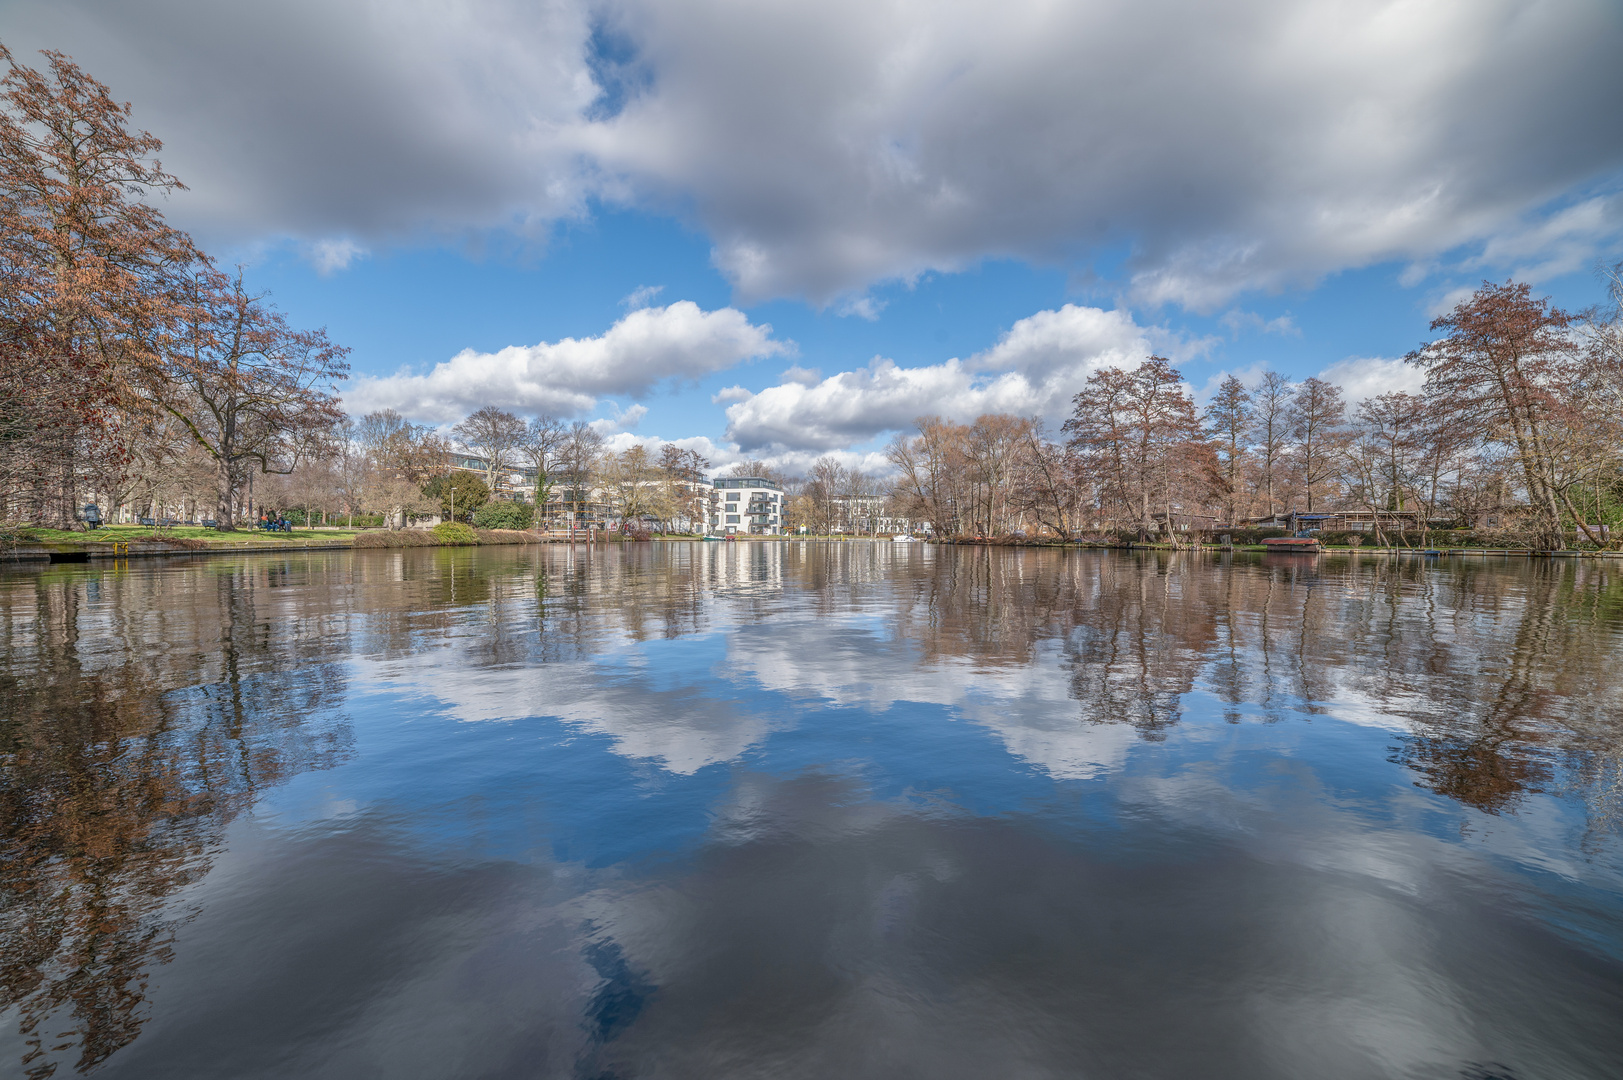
20 524 364 546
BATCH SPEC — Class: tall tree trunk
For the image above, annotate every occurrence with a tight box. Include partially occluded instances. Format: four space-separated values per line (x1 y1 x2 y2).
215 453 236 529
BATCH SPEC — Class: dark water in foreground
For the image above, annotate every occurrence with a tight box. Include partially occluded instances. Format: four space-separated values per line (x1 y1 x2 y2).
2 544 1621 1079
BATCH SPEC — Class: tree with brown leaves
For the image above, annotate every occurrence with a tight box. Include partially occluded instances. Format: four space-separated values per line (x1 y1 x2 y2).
0 44 201 526
1406 281 1596 545
1065 357 1210 538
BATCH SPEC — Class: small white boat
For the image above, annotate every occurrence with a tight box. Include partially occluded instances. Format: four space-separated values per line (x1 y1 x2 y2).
893 534 917 543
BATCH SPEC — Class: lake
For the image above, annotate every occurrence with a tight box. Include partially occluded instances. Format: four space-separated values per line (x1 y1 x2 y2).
2 543 1621 1079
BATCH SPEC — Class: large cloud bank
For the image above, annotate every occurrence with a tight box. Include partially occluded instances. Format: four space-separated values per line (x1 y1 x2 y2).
345 302 787 423
7 0 1621 306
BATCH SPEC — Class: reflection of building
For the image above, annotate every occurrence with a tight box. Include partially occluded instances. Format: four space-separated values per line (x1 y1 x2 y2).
709 477 784 535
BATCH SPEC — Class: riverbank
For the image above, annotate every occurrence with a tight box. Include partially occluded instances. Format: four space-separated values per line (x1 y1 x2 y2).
3 524 552 563
1077 541 1623 558
8 528 1622 564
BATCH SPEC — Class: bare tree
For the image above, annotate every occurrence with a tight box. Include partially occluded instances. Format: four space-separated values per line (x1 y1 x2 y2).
1252 371 1293 518
153 270 348 528
726 459 792 485
601 445 666 527
887 417 967 537
1340 391 1426 544
453 406 526 494
1286 376 1346 514
1203 374 1252 525
964 413 1032 536
520 414 567 509
355 408 445 528
1013 418 1078 537
806 456 846 532
558 421 603 526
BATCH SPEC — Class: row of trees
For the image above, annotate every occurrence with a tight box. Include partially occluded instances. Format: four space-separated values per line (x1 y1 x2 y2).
884 276 1623 546
2 45 350 531
234 405 718 532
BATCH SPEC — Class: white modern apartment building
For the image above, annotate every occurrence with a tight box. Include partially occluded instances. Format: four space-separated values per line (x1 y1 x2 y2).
709 477 785 535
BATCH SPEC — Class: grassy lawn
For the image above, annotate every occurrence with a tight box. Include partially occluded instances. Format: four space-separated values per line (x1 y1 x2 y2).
20 524 364 546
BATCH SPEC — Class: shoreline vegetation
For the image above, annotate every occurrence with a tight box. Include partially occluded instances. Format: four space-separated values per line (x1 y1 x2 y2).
7 525 1622 564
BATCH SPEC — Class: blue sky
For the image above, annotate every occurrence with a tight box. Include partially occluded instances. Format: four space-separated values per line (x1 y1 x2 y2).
8 0 1623 473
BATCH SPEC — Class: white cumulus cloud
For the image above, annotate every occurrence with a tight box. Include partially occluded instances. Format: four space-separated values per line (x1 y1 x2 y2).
723 304 1180 452
344 301 789 423
1316 356 1427 403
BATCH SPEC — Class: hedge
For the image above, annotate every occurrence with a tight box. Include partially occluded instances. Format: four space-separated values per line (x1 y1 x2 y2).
472 501 534 530
431 522 479 545
352 530 441 548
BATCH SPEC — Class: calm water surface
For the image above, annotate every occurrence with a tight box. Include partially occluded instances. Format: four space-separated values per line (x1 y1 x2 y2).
2 544 1622 1079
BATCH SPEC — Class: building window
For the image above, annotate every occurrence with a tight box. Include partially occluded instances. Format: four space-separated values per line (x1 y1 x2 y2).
726 515 739 524
726 493 740 501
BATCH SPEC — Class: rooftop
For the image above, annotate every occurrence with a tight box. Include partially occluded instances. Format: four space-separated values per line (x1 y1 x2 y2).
711 477 783 491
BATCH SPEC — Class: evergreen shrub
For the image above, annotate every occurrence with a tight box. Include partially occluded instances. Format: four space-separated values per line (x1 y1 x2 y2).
431 522 479 545
473 500 534 529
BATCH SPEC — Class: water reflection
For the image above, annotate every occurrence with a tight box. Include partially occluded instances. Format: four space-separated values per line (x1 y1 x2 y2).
1 545 1621 1078
0 562 353 1076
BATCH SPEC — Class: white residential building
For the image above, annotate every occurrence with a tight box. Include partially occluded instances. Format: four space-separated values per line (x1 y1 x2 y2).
709 477 785 535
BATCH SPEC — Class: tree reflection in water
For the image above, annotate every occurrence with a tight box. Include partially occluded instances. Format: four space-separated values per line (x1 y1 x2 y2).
851 547 1623 826
1 545 1621 1075
0 562 353 1078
